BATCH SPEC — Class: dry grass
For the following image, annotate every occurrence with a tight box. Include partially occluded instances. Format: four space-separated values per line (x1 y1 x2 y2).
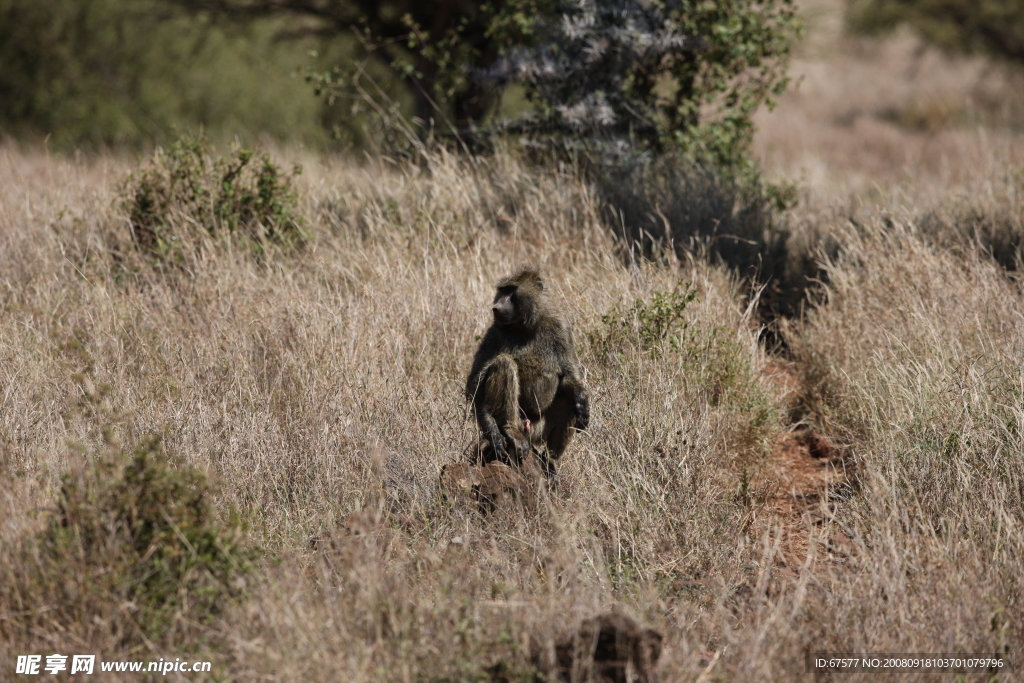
3 0 1024 679
753 0 1024 203
0 147 783 680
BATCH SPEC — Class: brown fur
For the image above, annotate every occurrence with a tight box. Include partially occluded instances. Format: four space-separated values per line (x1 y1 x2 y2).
465 268 590 476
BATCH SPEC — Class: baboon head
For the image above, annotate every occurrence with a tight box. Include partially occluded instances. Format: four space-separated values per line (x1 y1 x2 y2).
492 267 545 330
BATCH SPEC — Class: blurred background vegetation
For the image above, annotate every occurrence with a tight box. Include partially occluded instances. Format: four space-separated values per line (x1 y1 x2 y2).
1 0 798 155
0 0 355 149
847 0 1024 63
0 0 550 151
1 0 1021 153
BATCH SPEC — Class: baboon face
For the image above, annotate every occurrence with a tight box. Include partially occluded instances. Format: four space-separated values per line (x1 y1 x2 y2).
491 285 518 325
491 269 543 328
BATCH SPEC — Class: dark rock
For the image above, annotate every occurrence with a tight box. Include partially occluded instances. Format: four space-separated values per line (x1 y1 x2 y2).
552 613 662 683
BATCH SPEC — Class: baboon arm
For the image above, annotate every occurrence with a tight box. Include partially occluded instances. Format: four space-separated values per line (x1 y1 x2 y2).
464 326 502 401
553 332 589 431
552 377 589 430
469 370 505 456
542 382 587 459
568 381 589 431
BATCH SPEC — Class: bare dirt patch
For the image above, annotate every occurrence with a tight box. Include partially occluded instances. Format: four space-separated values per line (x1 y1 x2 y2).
750 359 857 569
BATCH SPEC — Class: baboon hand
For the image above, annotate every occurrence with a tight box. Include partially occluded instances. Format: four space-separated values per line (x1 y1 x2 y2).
511 435 531 464
488 425 509 461
574 388 590 431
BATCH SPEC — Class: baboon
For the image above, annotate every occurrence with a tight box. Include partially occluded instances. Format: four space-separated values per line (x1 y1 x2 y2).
465 267 589 476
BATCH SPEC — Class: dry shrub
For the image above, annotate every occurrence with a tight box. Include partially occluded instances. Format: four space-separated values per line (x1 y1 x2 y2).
591 154 829 327
917 167 1024 270
0 436 254 657
122 134 305 264
594 157 780 262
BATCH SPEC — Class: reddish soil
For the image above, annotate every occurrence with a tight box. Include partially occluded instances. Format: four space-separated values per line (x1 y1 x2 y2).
751 360 857 569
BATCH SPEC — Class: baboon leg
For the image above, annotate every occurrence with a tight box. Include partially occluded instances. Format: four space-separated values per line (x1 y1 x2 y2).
483 353 520 430
542 387 578 465
480 354 529 464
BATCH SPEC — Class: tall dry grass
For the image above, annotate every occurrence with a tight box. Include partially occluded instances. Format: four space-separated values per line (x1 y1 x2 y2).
0 145 788 680
788 219 1024 669
2 0 1024 677
3 132 1022 679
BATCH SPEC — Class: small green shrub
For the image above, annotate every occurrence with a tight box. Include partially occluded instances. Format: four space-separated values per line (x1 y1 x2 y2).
590 280 698 361
5 437 255 648
123 134 305 261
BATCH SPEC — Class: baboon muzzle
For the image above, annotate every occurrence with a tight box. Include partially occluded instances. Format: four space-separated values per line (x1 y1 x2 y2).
492 301 514 324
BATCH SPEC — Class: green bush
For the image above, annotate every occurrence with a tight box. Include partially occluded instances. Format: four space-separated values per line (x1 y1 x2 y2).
123 134 306 261
215 0 799 163
5 437 254 647
590 280 699 360
485 0 800 168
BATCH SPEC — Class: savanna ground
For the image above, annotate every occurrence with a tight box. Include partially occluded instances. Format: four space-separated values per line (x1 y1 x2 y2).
2 0 1024 680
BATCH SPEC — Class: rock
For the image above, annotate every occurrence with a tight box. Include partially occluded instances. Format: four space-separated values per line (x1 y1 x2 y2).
439 462 482 499
439 460 535 513
476 460 533 511
552 613 662 683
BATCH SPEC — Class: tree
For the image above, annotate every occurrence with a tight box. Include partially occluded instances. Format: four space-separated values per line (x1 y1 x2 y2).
484 0 799 167
166 0 553 133
167 0 798 168
847 0 1024 64
0 0 168 145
